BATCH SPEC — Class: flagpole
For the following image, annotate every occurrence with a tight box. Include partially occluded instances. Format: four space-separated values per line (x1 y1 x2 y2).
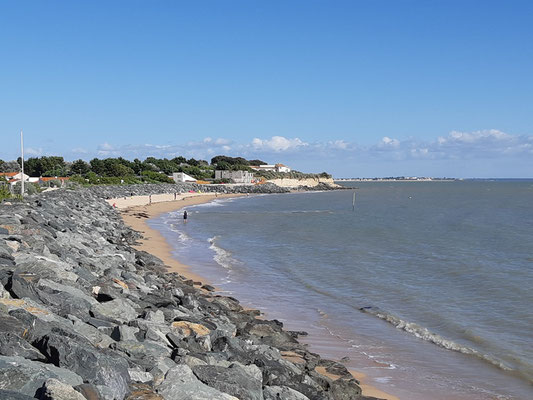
20 130 24 197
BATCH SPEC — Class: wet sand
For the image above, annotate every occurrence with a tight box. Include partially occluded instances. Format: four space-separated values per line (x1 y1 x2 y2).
112 193 400 400
110 192 242 285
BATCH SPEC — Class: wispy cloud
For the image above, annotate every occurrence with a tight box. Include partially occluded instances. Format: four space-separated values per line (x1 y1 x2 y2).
374 129 533 160
71 147 89 154
25 147 43 156
89 130 532 166
250 136 308 152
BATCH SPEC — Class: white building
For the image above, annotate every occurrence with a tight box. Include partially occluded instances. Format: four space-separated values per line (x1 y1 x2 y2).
275 163 291 173
215 170 254 184
0 172 31 186
172 172 197 183
250 164 291 173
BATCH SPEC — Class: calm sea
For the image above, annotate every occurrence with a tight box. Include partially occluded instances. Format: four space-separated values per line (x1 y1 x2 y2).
149 181 533 400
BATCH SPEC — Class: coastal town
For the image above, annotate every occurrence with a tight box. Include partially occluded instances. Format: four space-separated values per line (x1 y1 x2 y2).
0 154 337 202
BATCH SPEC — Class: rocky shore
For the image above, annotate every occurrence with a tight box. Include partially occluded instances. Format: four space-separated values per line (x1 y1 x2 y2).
0 184 379 400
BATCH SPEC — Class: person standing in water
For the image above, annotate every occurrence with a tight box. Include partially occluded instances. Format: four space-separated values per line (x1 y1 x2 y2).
183 210 188 222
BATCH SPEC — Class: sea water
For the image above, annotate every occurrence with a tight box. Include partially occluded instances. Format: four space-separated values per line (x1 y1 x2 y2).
150 181 533 399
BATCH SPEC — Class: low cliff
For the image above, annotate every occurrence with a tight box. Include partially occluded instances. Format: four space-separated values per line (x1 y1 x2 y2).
0 185 376 400
266 177 340 189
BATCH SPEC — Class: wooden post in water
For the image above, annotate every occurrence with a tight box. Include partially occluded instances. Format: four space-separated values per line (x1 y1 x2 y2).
352 191 356 211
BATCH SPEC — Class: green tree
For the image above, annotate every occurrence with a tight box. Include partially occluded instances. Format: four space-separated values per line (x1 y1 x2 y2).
187 158 200 166
211 155 251 166
71 159 90 175
131 158 143 175
171 156 187 165
90 158 106 175
141 170 174 183
216 161 231 170
248 159 266 166
21 156 66 177
102 158 134 177
24 157 41 176
38 156 66 176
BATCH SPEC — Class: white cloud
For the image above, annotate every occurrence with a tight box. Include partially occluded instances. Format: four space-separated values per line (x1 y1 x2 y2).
97 142 119 156
25 147 43 156
379 136 400 148
98 142 114 151
328 140 350 150
438 129 511 145
85 129 531 168
71 147 88 154
251 136 308 152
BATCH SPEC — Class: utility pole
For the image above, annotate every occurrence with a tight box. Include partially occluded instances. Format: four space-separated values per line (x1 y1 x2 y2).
20 130 24 197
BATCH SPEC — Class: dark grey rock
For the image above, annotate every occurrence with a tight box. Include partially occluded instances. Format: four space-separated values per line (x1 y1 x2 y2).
0 332 47 361
192 363 263 400
113 340 172 370
0 389 36 399
68 315 115 349
38 378 86 400
91 298 138 324
330 377 363 400
156 364 237 400
32 332 130 400
263 386 310 400
0 312 26 335
0 355 83 397
111 325 140 342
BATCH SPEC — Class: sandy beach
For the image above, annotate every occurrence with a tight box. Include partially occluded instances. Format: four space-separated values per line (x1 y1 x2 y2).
109 192 242 285
112 192 399 400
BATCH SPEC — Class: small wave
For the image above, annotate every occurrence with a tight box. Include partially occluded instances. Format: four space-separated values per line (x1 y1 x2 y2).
188 198 235 209
315 308 397 370
165 222 191 243
360 307 513 372
208 236 239 271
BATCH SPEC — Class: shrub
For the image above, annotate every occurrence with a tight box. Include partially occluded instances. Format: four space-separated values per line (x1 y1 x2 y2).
141 170 174 183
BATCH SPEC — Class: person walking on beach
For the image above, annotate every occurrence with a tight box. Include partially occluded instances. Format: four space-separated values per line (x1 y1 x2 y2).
183 210 188 222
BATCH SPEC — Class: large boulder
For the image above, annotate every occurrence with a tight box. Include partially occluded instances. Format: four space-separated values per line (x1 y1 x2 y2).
32 332 131 400
192 363 264 400
263 386 310 400
0 355 83 397
156 365 238 400
38 378 86 400
0 332 47 361
91 298 138 324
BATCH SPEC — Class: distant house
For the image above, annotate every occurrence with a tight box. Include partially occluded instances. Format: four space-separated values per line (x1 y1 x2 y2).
275 163 291 173
0 172 29 181
215 170 254 184
0 172 31 187
172 172 197 183
249 164 291 173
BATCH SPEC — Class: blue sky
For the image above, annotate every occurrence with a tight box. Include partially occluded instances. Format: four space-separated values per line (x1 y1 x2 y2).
1 1 532 178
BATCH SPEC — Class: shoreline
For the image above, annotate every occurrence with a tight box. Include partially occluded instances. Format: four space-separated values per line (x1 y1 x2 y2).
111 192 243 286
114 193 399 400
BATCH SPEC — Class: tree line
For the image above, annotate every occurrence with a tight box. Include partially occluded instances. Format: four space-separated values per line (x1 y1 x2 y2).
0 155 268 181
